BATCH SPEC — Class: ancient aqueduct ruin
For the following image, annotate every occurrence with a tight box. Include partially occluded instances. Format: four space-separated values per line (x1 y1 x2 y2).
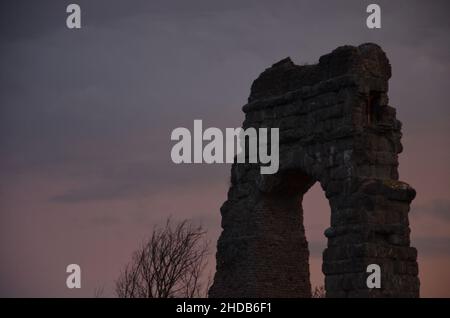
209 44 419 298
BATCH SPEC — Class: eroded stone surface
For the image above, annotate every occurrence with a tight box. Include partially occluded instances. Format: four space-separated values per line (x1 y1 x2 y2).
209 43 419 298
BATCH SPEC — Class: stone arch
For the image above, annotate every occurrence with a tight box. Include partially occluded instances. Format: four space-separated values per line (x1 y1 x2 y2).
209 44 419 298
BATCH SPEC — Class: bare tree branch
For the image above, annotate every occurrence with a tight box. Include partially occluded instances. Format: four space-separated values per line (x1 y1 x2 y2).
116 218 210 298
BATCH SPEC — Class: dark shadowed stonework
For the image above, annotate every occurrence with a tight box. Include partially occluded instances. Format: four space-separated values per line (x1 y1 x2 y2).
209 44 419 298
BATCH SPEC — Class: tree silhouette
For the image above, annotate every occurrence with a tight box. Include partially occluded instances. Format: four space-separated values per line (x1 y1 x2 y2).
116 219 210 298
312 285 326 298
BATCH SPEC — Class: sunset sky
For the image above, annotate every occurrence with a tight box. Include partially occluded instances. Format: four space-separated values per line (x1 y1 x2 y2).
0 0 449 297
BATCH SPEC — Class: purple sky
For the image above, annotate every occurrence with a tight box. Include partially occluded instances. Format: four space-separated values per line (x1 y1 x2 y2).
0 0 449 297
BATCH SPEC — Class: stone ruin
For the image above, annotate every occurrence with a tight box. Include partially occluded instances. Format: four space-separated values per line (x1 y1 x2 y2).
209 44 419 298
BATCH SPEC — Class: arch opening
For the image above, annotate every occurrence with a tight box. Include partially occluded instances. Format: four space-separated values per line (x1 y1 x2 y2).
303 182 330 296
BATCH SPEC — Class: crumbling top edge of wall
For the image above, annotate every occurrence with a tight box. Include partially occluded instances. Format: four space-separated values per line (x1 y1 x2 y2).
247 43 392 105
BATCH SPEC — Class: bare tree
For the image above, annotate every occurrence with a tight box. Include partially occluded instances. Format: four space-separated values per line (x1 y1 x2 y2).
116 219 210 298
312 285 326 298
93 285 104 298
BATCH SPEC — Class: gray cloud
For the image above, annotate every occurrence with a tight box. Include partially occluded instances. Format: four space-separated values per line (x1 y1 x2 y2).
411 199 450 222
307 241 327 258
2 0 449 174
414 237 450 257
50 161 229 203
